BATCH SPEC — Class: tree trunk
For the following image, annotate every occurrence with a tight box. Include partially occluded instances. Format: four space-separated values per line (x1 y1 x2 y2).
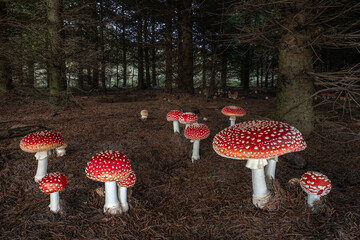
181 0 194 94
0 1 13 94
122 7 127 87
99 1 106 91
202 43 207 89
137 16 145 90
144 17 151 88
220 53 227 88
151 20 157 86
241 47 250 90
176 1 183 90
208 43 217 98
275 32 314 136
25 60 35 87
91 2 99 89
164 1 173 93
46 0 66 106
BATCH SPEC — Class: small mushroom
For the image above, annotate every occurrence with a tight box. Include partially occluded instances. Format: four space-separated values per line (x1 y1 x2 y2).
85 150 131 215
166 110 182 133
117 170 136 214
140 110 148 119
39 172 67 213
221 106 246 126
179 112 198 129
184 123 210 163
20 130 66 182
300 171 331 208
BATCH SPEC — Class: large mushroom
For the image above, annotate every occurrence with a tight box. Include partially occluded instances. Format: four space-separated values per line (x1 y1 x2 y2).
20 130 66 182
85 150 131 215
221 106 246 126
166 110 182 133
117 170 136 214
300 171 331 208
184 123 210 163
39 172 67 213
178 112 198 129
213 120 306 208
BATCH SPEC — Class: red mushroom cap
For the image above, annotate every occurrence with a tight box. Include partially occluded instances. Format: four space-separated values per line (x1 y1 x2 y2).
116 170 136 188
300 171 331 196
221 106 246 117
179 112 198 125
39 172 67 194
166 110 182 121
213 120 306 159
20 130 65 153
85 150 131 182
184 123 210 140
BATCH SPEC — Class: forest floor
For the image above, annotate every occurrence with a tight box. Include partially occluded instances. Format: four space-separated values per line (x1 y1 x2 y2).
0 88 360 240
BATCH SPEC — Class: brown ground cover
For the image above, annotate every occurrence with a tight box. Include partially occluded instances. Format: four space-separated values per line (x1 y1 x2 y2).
0 89 359 239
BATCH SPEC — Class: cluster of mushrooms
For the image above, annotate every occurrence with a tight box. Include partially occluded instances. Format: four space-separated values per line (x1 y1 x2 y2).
167 105 331 210
19 104 331 215
20 131 136 215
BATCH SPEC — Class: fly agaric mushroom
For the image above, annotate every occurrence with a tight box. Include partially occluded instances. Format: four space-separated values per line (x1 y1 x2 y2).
117 170 136 214
166 110 182 133
140 110 148 119
213 120 306 208
221 106 246 126
179 112 198 129
184 123 210 163
300 171 331 208
20 130 66 182
39 172 67 213
85 150 131 215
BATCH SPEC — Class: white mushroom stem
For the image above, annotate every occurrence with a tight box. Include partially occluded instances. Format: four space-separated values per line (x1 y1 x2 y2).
265 156 278 181
104 181 122 215
34 150 51 182
229 116 236 126
118 186 129 214
56 148 66 157
173 120 180 133
191 139 201 163
307 194 321 207
246 159 271 209
49 192 60 213
185 123 190 129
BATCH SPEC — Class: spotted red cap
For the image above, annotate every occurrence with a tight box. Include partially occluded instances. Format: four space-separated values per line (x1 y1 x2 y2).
20 130 65 153
221 106 246 117
179 112 198 125
184 123 210 140
166 110 182 121
213 120 306 159
116 170 136 188
39 172 67 194
300 171 331 196
85 150 131 182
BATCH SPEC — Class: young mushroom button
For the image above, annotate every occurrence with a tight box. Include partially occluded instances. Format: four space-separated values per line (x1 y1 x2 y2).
221 106 246 126
184 123 210 163
39 172 67 213
179 112 198 129
166 110 182 133
212 120 306 209
85 150 131 215
117 170 136 214
20 130 66 182
300 171 331 208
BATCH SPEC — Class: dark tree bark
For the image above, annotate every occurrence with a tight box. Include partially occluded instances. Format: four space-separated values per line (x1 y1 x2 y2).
208 43 217 98
26 60 35 87
137 16 145 90
256 62 259 88
201 42 207 89
180 0 194 94
220 53 227 88
275 32 314 136
99 1 106 90
122 6 127 87
144 17 151 88
151 19 156 86
0 1 13 94
164 0 173 93
91 2 99 89
176 1 183 90
46 0 66 105
241 47 250 90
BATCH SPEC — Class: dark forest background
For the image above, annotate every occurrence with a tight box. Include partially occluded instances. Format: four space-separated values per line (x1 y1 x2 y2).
1 0 359 135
